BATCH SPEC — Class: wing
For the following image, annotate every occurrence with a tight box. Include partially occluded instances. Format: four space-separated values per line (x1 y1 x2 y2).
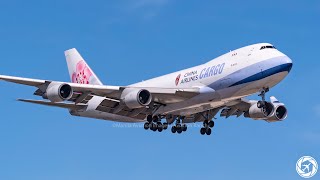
177 98 253 124
0 75 199 102
219 98 252 118
17 99 87 110
0 75 200 119
0 75 120 95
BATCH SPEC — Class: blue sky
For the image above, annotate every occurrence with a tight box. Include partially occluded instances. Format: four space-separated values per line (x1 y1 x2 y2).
0 0 319 179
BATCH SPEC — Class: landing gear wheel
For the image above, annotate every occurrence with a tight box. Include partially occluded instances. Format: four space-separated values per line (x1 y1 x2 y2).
144 122 150 130
171 126 177 133
182 124 187 131
147 115 153 123
203 120 209 126
200 128 206 135
157 122 163 132
151 123 157 131
206 128 212 135
163 123 168 130
177 128 182 134
152 115 159 122
149 123 154 130
208 121 214 128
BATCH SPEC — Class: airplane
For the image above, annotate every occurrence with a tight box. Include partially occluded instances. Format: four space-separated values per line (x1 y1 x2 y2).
302 163 311 173
0 43 293 135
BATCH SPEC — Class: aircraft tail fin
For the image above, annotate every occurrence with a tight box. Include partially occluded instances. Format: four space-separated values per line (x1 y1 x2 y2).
64 48 103 85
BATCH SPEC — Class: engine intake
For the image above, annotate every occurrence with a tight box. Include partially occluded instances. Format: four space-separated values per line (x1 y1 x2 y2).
267 105 288 121
122 89 152 109
45 83 73 102
244 102 274 119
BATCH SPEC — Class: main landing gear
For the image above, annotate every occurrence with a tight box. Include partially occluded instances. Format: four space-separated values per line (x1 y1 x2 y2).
144 115 168 132
171 117 187 134
144 113 216 136
200 119 215 135
198 110 216 135
257 87 269 109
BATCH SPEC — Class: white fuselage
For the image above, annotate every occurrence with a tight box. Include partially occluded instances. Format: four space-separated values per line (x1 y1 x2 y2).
73 43 293 122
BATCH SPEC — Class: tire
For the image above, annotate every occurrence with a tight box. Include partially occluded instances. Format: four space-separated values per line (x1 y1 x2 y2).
157 123 163 132
152 123 157 131
206 128 212 135
147 115 153 123
200 128 206 135
177 128 182 134
182 124 187 131
203 120 209 126
144 122 149 130
163 123 168 130
171 126 177 133
152 115 159 122
208 121 214 128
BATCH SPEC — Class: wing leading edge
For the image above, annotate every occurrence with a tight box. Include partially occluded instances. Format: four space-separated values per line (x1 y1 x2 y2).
0 74 200 106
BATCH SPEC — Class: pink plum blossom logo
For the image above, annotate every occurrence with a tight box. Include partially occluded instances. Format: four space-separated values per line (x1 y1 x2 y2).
175 74 181 86
72 60 92 84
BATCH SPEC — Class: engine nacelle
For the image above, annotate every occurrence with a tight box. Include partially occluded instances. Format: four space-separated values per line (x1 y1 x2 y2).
244 102 274 119
45 83 73 102
121 89 152 109
266 104 288 122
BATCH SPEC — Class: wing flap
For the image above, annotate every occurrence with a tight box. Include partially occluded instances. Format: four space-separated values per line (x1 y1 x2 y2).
220 98 252 118
18 99 87 110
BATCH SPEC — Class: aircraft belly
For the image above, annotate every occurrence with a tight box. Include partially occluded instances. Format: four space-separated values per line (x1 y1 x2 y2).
155 71 288 116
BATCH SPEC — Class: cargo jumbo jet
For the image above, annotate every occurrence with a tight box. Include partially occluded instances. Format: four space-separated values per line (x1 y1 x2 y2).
0 43 292 135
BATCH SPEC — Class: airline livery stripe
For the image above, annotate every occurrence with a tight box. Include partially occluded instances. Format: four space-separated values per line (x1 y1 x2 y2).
229 63 292 87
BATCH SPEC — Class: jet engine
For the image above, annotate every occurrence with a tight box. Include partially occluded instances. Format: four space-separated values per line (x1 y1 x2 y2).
244 101 274 119
244 96 288 122
45 83 73 102
266 103 288 122
122 89 152 109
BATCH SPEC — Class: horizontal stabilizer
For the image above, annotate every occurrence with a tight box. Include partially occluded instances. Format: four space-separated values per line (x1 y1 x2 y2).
18 99 87 110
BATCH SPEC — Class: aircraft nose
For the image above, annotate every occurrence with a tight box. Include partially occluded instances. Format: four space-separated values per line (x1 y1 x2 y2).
284 56 293 73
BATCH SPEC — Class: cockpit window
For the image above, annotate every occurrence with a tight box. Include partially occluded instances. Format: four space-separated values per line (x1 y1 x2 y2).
260 45 276 50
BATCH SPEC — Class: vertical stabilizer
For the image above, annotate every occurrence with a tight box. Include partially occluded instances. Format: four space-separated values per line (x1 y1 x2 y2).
64 48 103 85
